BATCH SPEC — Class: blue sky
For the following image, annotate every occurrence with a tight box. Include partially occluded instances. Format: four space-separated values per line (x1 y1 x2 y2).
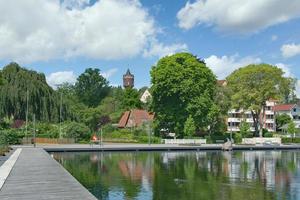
0 0 300 95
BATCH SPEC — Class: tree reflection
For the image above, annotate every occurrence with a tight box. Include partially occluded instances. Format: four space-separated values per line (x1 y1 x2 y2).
52 150 300 200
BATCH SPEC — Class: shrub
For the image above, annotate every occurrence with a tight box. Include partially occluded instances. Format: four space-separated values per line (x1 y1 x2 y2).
282 138 300 143
234 133 242 144
64 122 91 142
264 132 273 138
0 129 25 144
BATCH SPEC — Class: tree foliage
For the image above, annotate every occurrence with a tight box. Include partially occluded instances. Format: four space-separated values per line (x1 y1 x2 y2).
184 115 196 138
151 53 217 137
287 121 296 135
239 120 251 137
227 64 292 137
121 88 141 110
75 68 110 107
276 114 292 131
0 62 70 122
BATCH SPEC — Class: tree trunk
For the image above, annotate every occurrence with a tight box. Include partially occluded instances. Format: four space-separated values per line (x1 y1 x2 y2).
259 106 266 138
251 110 259 137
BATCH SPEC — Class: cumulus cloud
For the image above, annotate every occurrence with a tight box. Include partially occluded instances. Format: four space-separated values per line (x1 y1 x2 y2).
46 71 77 89
143 40 188 57
274 63 293 77
0 0 179 63
100 68 118 79
204 54 261 79
281 43 300 58
177 0 300 33
296 80 300 98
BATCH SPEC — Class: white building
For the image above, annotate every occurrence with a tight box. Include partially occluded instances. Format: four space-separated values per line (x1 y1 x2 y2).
140 89 152 103
227 100 277 132
274 104 300 129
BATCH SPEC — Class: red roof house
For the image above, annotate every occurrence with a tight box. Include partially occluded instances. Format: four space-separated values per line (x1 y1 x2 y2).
118 109 154 128
274 104 296 111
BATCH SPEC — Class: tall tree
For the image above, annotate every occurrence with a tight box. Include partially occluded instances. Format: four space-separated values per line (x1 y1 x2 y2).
151 53 217 137
75 68 110 107
121 88 141 110
0 62 68 122
227 64 292 137
0 71 3 86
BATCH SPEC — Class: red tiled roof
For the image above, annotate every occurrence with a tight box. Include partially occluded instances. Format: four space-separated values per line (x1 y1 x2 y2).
274 104 295 111
118 109 154 128
118 111 130 128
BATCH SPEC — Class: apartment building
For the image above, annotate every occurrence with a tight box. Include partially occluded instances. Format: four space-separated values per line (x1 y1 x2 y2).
227 100 277 132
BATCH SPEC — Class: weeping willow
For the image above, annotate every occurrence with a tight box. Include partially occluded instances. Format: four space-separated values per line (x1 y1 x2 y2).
0 62 73 122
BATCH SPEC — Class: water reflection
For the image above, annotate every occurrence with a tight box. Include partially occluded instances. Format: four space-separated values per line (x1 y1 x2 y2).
52 151 300 200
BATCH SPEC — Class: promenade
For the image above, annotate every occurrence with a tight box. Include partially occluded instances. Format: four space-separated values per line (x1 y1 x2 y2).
0 148 97 200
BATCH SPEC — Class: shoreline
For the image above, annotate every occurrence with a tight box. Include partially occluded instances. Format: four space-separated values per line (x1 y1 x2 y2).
13 143 300 153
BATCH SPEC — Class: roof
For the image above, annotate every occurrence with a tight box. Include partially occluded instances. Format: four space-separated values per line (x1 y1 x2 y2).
118 111 130 128
124 69 133 76
217 80 227 86
118 109 154 128
274 104 296 111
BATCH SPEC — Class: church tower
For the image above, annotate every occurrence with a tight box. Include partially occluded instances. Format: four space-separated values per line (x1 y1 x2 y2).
123 69 134 88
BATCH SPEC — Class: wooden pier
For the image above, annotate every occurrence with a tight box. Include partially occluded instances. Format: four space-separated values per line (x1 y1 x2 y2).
0 148 97 200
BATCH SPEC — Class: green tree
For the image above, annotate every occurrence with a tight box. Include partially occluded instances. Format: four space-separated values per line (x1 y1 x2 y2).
287 121 296 137
276 114 292 131
122 88 141 110
0 71 3 85
64 122 90 142
239 120 250 137
227 64 292 137
151 53 216 137
0 62 67 122
184 115 196 138
75 68 110 107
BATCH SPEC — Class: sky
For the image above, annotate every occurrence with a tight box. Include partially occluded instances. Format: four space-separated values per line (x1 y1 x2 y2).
0 0 300 96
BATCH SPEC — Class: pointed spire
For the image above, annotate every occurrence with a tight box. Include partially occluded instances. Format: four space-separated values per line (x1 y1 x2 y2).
125 69 132 76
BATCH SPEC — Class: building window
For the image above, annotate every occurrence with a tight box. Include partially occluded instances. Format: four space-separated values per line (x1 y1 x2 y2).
266 106 272 111
266 115 274 119
293 108 297 112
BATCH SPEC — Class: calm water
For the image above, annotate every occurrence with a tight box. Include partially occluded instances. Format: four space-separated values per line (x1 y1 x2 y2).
52 151 300 200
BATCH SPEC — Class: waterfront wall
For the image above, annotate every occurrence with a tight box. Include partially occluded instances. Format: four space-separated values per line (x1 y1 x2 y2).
164 139 206 145
242 137 281 145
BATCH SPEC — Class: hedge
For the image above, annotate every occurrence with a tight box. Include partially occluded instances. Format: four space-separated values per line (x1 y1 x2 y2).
282 138 300 143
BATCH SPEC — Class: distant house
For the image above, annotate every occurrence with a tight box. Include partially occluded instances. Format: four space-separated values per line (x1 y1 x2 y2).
140 89 152 103
274 104 300 129
217 80 227 87
118 109 154 128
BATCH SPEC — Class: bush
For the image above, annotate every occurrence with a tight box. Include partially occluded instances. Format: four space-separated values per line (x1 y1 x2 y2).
264 132 273 138
0 129 25 145
64 122 91 142
282 138 300 143
234 133 242 144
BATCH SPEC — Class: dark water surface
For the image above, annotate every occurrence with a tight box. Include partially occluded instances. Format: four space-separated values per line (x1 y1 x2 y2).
52 151 300 200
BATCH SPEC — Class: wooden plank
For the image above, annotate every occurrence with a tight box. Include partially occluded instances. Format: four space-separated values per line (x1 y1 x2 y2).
0 148 97 200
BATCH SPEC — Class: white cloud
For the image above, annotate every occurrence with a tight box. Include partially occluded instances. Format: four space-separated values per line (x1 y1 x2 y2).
296 80 300 98
100 68 118 79
271 35 278 41
0 0 179 63
61 0 91 10
274 63 293 77
281 43 300 58
177 0 300 33
46 71 77 89
143 40 188 57
204 54 261 79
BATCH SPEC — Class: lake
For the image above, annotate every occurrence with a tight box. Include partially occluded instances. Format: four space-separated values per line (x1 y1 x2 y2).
52 150 300 200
